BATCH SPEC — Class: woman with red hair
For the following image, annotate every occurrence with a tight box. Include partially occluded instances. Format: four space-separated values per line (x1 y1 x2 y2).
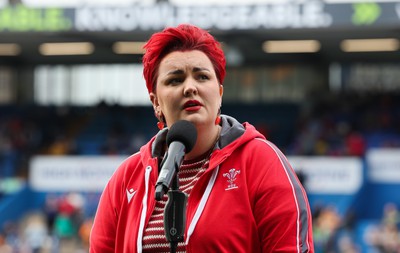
90 24 314 253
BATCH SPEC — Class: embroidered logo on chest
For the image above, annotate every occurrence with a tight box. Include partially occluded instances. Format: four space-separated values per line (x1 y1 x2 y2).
223 168 241 190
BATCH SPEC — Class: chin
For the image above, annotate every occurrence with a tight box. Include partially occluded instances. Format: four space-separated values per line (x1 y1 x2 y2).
180 114 211 127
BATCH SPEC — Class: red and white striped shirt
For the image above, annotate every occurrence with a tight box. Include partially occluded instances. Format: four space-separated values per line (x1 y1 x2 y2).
142 156 210 253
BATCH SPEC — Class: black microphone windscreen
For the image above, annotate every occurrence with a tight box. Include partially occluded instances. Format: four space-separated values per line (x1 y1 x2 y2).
166 120 197 153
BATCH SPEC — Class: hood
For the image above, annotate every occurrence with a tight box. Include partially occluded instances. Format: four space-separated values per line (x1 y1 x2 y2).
140 114 266 166
211 115 266 166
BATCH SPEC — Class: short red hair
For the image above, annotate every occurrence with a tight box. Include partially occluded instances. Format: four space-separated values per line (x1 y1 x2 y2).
142 24 226 94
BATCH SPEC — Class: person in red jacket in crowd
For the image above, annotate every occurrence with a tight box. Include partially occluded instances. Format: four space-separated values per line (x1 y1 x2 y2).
90 24 314 253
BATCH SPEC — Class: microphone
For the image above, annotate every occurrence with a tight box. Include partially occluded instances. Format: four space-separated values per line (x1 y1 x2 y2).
155 120 197 201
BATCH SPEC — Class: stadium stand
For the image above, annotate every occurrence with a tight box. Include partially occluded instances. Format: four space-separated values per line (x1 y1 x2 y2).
1 93 400 252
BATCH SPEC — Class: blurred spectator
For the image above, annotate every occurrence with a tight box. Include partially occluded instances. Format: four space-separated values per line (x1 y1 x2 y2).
0 232 13 253
364 203 400 253
2 221 19 251
21 213 48 253
44 193 60 233
337 234 360 253
313 205 341 252
78 217 94 251
345 130 366 157
53 192 84 241
47 135 75 155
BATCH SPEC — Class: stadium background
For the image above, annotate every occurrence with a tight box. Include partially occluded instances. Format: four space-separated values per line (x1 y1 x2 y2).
1 0 400 252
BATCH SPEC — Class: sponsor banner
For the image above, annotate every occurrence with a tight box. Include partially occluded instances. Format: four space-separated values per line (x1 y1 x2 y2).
74 2 333 31
1 2 400 32
367 148 400 183
29 155 126 192
288 156 363 194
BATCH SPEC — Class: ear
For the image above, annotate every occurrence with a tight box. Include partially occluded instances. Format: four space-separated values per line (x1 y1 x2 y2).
149 92 159 112
219 84 224 97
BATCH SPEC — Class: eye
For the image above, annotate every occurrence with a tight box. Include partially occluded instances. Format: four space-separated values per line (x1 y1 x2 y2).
167 77 184 85
197 74 210 81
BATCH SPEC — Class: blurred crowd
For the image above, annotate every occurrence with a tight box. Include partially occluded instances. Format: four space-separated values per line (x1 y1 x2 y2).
1 194 399 253
286 94 400 156
0 106 83 178
1 94 399 179
1 94 400 174
0 192 95 253
311 202 400 253
0 104 153 179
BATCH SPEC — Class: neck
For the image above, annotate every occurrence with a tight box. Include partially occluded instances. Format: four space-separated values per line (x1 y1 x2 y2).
185 125 221 161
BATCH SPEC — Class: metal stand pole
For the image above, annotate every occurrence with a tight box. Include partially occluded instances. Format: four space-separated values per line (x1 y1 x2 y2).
163 173 187 253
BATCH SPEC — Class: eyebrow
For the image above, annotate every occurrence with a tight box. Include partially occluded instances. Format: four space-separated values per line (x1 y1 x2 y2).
166 67 210 76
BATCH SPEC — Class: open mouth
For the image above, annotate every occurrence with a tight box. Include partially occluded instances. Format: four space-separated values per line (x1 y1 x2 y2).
183 100 202 110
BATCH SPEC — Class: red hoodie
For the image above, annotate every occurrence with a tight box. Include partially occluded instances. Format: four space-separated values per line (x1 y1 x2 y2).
90 115 314 253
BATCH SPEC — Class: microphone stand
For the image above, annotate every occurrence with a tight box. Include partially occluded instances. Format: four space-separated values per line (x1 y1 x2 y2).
163 171 187 253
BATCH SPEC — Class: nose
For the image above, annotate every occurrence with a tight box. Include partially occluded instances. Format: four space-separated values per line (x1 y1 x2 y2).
183 79 198 97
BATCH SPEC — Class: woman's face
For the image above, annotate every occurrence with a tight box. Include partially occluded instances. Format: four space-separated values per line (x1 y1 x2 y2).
150 50 223 129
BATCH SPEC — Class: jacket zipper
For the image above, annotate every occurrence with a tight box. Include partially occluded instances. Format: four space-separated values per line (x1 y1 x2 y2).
185 165 220 245
137 165 152 253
